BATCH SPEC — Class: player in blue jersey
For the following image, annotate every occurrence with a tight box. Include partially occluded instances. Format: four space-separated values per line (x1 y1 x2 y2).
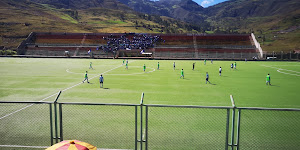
192 62 195 70
99 74 104 88
206 72 210 84
173 62 176 70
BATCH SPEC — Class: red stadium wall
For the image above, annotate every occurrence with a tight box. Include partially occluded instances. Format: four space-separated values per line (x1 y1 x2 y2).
21 32 258 59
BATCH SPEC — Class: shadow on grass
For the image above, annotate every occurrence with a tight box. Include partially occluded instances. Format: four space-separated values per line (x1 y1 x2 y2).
181 78 190 80
206 82 216 85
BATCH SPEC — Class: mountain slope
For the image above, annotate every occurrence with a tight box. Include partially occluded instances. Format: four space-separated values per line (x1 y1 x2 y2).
1 0 299 52
29 0 130 10
0 0 205 49
206 0 300 18
118 0 206 23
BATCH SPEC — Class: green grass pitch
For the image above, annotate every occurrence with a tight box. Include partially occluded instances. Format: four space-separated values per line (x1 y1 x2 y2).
0 58 299 149
0 58 299 108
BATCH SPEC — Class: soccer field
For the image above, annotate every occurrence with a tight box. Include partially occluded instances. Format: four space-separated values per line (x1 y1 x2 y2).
0 58 299 108
0 58 300 149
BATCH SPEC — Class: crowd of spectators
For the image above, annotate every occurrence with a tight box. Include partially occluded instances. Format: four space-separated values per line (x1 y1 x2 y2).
99 33 163 53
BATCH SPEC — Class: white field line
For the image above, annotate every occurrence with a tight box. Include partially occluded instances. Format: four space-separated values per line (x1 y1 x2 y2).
261 65 300 76
0 145 48 149
0 145 131 150
0 92 59 120
67 66 156 76
0 61 135 120
106 67 156 75
277 69 300 76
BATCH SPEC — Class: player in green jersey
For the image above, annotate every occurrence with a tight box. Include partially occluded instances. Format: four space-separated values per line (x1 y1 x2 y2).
143 64 146 72
89 62 93 69
82 71 89 83
157 62 160 70
180 69 184 79
234 62 237 69
266 74 271 85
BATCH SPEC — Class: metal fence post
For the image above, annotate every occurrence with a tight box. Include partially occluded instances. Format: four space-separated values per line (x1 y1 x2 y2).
236 109 241 150
145 105 148 150
49 103 53 145
230 95 236 150
54 91 62 143
135 106 138 150
59 103 63 142
140 92 144 150
231 109 236 150
225 108 230 150
54 102 58 143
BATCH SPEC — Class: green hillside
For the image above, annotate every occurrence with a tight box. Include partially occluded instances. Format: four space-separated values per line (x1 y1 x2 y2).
207 0 300 52
0 0 299 52
0 0 200 50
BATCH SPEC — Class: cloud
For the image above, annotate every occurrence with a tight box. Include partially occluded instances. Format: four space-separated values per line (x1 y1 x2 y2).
201 0 214 7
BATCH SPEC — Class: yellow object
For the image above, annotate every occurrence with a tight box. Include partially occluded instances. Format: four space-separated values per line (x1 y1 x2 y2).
46 140 97 150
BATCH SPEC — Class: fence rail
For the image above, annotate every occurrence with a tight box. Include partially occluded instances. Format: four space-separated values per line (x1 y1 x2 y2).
0 100 299 150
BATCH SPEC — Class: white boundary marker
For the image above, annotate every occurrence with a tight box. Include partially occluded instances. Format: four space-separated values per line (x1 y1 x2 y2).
230 95 235 107
261 65 300 77
0 61 136 120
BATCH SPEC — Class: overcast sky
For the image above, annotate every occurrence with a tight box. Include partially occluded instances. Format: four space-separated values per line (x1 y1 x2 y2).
193 0 228 7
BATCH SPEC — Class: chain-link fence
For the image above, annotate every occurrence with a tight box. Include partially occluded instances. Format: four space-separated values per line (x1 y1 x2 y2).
0 102 51 149
238 108 300 150
60 103 137 149
146 105 230 150
0 101 300 150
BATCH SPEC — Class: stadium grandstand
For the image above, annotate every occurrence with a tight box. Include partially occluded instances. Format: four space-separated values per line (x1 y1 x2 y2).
18 32 261 59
